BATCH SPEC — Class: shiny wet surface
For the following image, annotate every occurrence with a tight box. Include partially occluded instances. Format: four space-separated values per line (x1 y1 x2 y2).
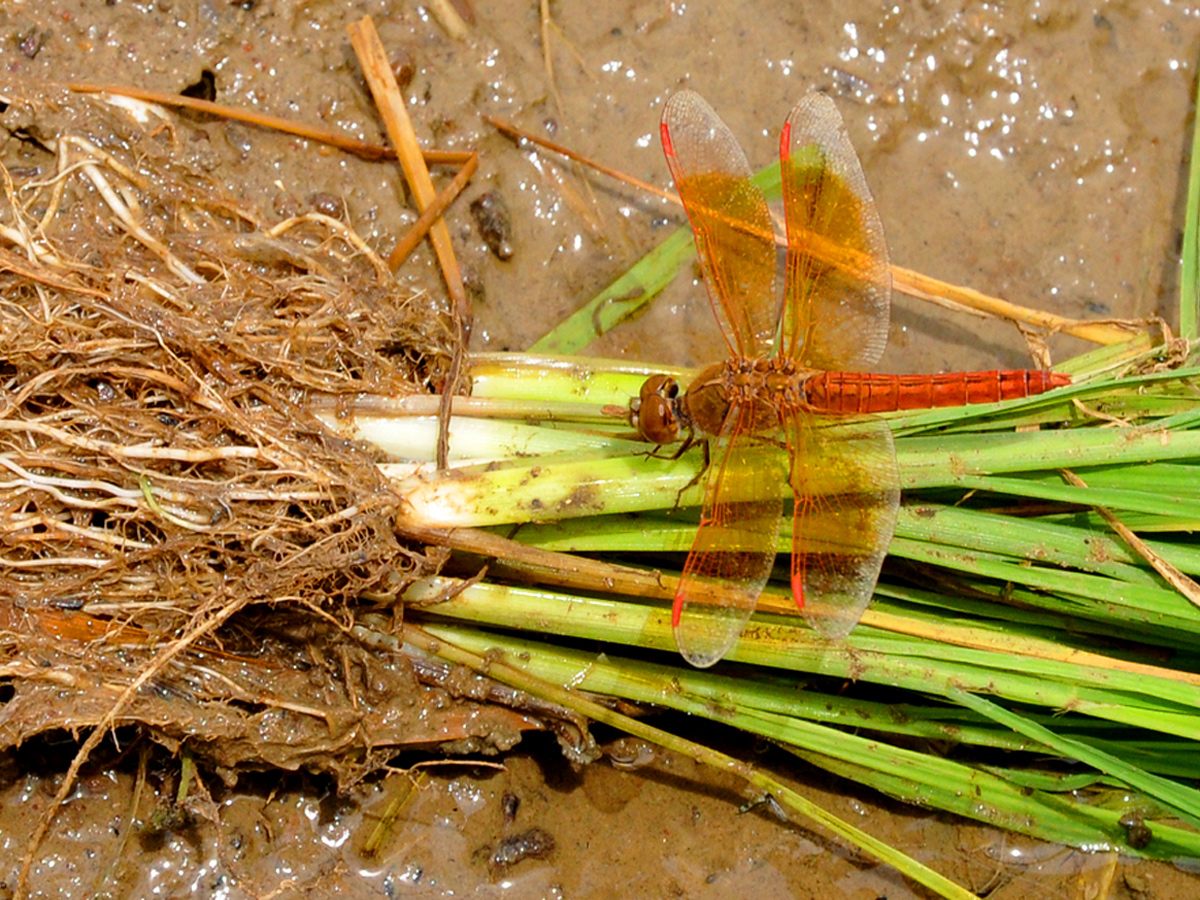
1 1 1198 897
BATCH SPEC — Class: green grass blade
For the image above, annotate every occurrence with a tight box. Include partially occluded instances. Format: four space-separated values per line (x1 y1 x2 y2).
1180 60 1200 340
951 689 1200 830
408 577 1200 729
528 227 697 354
413 620 1200 860
393 620 977 900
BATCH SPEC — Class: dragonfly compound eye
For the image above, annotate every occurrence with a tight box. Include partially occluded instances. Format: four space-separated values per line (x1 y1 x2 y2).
634 375 681 444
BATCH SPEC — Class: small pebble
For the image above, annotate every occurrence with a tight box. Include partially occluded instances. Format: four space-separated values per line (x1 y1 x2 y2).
391 47 415 89
308 192 345 218
490 826 554 872
18 29 49 59
500 791 519 825
469 190 514 260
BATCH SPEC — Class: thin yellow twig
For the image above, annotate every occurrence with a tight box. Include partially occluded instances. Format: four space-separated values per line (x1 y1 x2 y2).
349 16 473 471
388 151 479 271
65 81 471 165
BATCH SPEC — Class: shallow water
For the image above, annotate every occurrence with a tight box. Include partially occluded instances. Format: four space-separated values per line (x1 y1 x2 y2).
1 1 1199 897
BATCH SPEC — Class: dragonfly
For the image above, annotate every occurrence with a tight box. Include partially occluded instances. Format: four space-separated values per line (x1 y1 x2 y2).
632 90 1069 668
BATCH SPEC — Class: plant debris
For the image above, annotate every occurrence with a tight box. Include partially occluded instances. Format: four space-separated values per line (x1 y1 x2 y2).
0 85 549 784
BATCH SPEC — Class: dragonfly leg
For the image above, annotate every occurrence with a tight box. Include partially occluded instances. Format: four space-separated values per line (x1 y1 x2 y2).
671 436 709 509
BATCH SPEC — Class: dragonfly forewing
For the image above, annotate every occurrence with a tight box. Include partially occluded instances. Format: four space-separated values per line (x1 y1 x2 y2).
780 92 891 370
661 90 781 359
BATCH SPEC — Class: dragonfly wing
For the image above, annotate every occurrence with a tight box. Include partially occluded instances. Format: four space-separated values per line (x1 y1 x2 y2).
674 404 787 668
780 92 891 370
786 412 899 639
662 90 779 358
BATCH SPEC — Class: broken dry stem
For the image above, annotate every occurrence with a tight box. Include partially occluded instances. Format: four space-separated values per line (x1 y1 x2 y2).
349 15 472 470
389 150 480 270
65 80 472 166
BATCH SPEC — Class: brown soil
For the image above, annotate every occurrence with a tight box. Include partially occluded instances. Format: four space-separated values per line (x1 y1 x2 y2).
1 1 1198 898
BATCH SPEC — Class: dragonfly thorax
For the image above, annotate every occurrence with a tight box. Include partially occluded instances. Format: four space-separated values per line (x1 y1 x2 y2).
632 358 820 445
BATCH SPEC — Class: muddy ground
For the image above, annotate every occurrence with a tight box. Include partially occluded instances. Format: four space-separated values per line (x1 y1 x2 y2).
1 1 1198 898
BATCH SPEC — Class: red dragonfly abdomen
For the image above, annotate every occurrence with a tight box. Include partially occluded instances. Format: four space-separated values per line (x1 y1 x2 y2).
805 370 1071 414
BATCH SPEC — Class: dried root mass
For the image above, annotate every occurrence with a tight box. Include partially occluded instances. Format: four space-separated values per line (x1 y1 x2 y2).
0 86 516 779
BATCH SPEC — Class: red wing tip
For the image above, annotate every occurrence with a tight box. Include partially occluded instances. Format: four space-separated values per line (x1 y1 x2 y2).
779 121 792 161
660 120 675 157
790 573 806 610
671 591 685 628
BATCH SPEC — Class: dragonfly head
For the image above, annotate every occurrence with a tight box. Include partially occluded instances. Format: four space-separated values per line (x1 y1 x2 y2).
631 374 682 445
